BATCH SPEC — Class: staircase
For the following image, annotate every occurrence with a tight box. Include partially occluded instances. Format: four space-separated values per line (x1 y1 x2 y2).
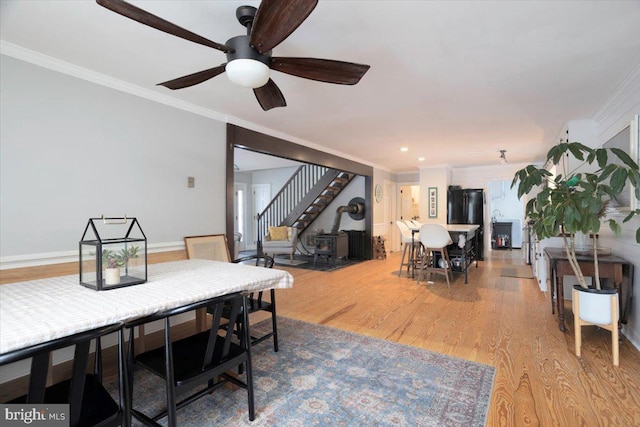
256 165 355 250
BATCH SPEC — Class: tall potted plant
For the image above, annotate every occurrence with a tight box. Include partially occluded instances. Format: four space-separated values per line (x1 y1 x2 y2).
512 142 639 320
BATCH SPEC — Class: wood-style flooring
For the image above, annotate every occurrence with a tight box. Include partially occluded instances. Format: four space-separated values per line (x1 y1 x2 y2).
2 249 639 425
274 250 640 426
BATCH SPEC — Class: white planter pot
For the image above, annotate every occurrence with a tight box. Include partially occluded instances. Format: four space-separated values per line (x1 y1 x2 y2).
573 285 618 325
104 267 121 285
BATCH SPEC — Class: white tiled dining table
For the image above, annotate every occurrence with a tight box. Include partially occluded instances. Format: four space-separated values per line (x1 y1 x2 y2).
0 259 293 355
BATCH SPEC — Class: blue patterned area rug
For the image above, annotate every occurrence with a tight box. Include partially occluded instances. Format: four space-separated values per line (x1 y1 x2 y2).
126 317 495 426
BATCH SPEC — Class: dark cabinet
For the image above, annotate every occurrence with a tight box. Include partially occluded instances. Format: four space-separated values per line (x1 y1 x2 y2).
492 222 512 250
447 187 485 260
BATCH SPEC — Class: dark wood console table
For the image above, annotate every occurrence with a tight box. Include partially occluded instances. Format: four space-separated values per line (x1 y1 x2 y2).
544 247 634 332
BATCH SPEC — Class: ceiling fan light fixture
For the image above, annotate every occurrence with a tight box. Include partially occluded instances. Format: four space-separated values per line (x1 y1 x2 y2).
226 59 270 88
98 0 369 110
499 149 508 165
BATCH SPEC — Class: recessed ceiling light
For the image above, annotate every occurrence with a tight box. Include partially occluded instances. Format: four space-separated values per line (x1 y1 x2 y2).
418 157 425 161
400 147 409 152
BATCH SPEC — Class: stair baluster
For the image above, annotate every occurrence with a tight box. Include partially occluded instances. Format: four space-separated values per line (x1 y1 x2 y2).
256 165 355 255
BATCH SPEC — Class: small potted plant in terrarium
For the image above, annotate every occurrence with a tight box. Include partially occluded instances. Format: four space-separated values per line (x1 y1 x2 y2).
102 246 140 285
80 216 147 290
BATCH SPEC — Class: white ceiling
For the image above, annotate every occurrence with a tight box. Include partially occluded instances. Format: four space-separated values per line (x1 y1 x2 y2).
2 0 639 172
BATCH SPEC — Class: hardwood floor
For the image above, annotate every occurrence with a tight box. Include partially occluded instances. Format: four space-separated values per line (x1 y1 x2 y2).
2 249 639 424
273 250 640 426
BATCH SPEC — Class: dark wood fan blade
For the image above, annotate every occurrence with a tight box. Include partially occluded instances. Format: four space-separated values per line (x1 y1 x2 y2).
157 65 227 90
96 0 232 53
253 79 287 111
271 57 370 85
250 0 318 53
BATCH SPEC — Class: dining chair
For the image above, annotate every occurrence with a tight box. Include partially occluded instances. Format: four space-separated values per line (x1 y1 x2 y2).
416 224 454 288
183 234 233 333
396 221 420 277
183 235 279 353
404 219 416 229
0 322 126 427
217 254 279 353
125 293 254 426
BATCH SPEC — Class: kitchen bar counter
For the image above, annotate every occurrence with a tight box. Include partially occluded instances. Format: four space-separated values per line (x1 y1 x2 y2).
411 224 480 284
443 224 480 284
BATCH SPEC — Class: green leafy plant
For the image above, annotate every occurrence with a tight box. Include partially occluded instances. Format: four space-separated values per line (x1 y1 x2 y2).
102 246 140 269
512 141 640 290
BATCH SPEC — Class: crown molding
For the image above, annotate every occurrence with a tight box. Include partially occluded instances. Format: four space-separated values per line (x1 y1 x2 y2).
225 114 383 171
0 41 231 123
418 164 453 170
1 41 384 172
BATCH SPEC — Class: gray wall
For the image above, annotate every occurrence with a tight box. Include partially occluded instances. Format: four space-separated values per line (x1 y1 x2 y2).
251 166 300 197
1 56 227 260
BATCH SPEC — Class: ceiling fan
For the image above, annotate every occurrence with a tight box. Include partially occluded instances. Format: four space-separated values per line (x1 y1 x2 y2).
96 0 370 111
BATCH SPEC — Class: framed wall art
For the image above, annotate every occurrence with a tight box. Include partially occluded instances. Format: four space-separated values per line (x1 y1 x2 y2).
428 187 438 218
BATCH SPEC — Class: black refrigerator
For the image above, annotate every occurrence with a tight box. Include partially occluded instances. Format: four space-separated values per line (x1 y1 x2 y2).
447 186 485 260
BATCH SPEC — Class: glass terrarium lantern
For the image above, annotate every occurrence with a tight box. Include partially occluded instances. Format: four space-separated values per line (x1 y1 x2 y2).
79 216 147 290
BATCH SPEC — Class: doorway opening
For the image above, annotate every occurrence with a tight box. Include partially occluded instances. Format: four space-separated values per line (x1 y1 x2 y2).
226 124 374 259
487 180 525 250
234 182 247 252
400 184 420 222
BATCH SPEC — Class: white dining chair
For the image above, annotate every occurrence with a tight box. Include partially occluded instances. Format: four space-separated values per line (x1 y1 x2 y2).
396 221 420 277
417 224 453 288
404 220 417 229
